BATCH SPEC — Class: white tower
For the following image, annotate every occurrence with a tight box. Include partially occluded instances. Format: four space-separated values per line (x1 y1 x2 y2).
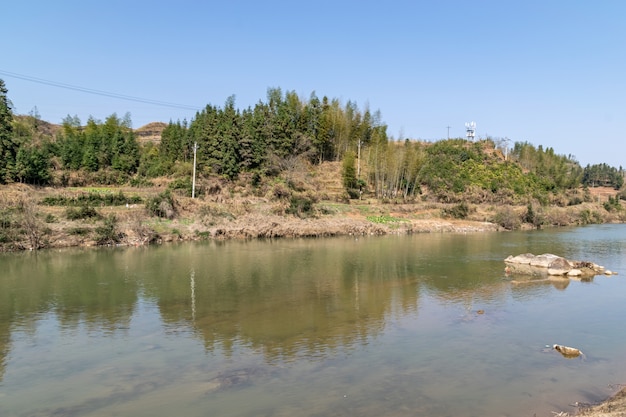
465 122 476 141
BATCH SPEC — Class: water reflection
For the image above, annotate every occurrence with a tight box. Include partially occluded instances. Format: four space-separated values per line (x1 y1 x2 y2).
0 226 625 417
1 230 618 371
2 239 432 370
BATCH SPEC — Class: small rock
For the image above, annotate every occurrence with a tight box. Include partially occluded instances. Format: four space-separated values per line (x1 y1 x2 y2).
553 344 583 359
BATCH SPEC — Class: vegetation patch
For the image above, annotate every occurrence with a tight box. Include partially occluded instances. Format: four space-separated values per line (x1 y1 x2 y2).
168 177 196 197
493 207 521 230
603 195 623 212
146 190 176 219
195 230 211 240
442 202 470 219
367 214 406 224
579 209 603 225
68 227 91 236
95 214 123 245
286 193 317 218
65 205 101 221
41 191 142 207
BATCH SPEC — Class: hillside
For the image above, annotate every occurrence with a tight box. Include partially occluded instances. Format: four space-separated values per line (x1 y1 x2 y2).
2 110 625 252
2 155 625 253
135 121 166 144
14 116 165 143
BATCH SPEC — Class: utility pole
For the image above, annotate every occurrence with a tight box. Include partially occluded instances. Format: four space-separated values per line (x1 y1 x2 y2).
357 139 363 200
357 139 361 179
446 126 451 139
192 142 198 199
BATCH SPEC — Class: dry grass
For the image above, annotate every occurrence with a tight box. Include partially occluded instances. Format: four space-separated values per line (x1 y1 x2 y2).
134 122 167 145
1 161 624 251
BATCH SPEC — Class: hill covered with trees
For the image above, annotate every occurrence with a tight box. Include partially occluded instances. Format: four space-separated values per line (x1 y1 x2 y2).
0 78 624 251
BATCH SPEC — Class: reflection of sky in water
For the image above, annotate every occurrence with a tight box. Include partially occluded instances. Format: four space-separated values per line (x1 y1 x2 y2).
0 225 625 417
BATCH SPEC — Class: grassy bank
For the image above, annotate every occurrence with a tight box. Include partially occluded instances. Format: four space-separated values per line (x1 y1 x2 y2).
1 169 623 252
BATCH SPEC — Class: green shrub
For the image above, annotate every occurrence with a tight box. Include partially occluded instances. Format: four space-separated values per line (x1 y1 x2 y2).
68 227 91 236
523 203 535 224
286 193 317 218
168 177 194 197
95 214 122 245
603 194 622 212
579 209 603 225
91 170 128 185
195 230 211 240
146 190 176 219
443 202 469 219
493 207 521 230
129 176 154 187
65 205 101 220
42 191 142 207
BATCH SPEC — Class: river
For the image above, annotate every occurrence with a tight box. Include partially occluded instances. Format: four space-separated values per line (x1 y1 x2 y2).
0 224 625 416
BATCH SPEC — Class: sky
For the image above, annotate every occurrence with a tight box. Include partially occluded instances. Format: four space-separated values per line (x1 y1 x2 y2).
2 0 625 168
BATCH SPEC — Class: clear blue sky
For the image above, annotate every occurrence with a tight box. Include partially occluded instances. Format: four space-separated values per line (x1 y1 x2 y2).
2 0 625 168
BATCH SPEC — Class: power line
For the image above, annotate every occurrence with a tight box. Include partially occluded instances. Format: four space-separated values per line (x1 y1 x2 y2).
0 69 200 111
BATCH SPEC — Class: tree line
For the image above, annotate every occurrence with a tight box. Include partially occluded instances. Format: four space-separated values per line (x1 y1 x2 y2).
0 78 623 202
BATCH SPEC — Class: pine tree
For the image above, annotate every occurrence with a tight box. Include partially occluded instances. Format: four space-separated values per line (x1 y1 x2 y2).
0 79 18 182
342 150 358 194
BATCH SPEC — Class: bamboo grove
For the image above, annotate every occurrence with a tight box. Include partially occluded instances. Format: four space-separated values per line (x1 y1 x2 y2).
1 80 624 203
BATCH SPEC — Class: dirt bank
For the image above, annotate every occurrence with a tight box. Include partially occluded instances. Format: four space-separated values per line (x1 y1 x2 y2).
576 387 626 417
2 179 625 251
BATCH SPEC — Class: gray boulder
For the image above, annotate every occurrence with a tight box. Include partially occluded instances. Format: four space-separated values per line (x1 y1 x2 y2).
505 253 609 279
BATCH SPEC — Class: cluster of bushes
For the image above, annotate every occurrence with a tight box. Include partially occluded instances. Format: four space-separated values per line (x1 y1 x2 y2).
490 203 618 230
603 194 623 212
41 191 142 207
442 202 470 219
0 199 50 250
146 190 176 219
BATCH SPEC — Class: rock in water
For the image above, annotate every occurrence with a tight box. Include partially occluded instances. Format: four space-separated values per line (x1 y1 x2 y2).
553 344 583 358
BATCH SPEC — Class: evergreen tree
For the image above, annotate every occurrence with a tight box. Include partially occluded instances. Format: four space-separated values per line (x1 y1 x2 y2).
0 79 18 182
57 115 84 170
82 117 100 172
238 108 264 171
160 120 186 165
342 150 358 194
15 144 51 184
315 96 335 163
215 96 240 179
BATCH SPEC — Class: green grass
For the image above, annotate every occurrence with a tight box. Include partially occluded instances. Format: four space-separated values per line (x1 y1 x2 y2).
366 214 407 224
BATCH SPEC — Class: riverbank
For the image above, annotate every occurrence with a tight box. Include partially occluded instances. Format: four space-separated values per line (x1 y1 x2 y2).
1 179 625 251
577 386 626 417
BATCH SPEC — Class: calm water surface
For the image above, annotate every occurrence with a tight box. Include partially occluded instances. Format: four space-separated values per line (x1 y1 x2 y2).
0 225 625 417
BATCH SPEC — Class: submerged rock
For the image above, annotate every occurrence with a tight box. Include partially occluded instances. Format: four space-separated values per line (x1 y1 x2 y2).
204 366 281 394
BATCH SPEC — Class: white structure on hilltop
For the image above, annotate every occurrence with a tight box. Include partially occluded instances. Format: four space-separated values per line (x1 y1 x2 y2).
465 122 476 141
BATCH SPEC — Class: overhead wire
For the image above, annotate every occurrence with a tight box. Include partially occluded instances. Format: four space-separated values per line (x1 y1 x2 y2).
0 69 200 111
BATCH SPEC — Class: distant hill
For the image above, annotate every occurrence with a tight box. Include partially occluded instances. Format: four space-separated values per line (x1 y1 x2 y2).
14 115 62 138
15 115 165 145
134 122 166 145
